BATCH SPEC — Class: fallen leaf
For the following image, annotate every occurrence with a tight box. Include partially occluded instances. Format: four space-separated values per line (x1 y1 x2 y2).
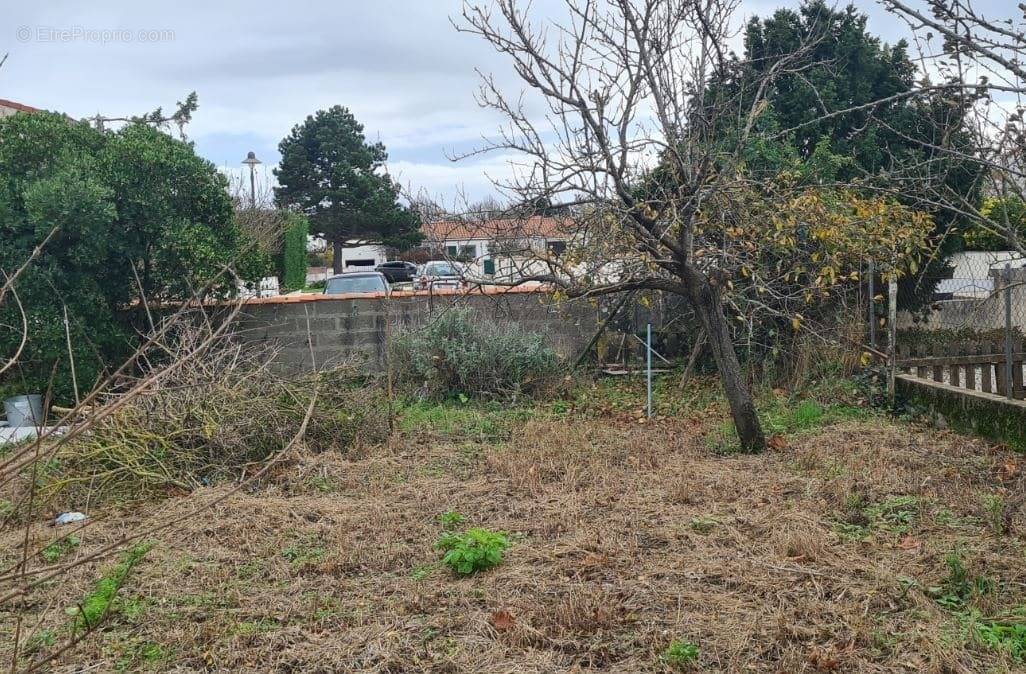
807 647 840 671
897 536 921 551
997 460 1019 481
490 610 516 631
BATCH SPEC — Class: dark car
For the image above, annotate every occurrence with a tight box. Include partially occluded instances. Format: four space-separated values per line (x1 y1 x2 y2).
375 261 418 283
323 271 390 296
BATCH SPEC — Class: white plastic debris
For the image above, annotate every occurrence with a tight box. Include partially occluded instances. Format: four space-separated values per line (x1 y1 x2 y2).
54 512 87 526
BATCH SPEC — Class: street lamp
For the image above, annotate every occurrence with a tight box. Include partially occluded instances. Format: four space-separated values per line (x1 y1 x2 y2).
241 151 261 208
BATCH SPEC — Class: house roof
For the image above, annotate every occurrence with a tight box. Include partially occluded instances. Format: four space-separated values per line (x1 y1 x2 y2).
422 216 570 242
0 98 41 114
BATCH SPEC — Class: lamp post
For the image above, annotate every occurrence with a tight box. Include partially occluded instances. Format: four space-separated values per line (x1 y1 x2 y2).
241 151 261 208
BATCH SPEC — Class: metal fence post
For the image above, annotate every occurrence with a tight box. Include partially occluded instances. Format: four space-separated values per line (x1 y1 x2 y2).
646 323 653 419
887 277 897 402
1006 263 1014 400
868 259 876 349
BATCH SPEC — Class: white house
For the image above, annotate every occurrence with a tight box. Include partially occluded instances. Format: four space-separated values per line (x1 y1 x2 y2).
335 242 388 270
938 250 1026 298
421 217 570 282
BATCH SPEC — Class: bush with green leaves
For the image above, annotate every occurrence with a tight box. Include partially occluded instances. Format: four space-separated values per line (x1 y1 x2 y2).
0 112 268 402
434 527 509 576
392 308 559 400
277 212 309 291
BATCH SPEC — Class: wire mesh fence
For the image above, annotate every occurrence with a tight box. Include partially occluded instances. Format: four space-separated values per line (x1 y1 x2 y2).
890 251 1026 399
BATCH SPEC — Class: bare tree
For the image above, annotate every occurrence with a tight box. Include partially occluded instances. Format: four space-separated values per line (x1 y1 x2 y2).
878 0 1026 252
455 0 845 450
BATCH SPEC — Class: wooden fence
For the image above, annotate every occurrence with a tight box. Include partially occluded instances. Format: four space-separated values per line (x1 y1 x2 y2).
896 342 1026 398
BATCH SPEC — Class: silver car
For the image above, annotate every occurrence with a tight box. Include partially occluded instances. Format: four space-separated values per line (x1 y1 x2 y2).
415 261 468 290
324 271 390 296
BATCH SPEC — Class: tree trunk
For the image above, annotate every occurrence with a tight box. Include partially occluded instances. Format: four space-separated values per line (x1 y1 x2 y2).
685 273 765 452
332 239 344 274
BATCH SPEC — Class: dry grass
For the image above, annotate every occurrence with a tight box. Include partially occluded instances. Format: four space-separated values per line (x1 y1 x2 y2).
3 384 1026 672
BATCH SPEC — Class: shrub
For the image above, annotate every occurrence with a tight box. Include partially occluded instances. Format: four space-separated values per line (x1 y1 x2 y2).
434 527 509 575
277 212 309 291
392 308 559 400
34 327 388 507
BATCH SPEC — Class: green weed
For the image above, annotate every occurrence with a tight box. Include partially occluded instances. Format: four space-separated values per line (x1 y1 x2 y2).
661 640 700 669
706 420 744 455
40 535 80 563
398 400 533 440
307 476 336 493
281 540 326 568
23 629 55 654
927 549 995 609
114 639 168 672
434 528 509 576
866 496 919 533
688 516 718 534
834 495 919 540
67 541 154 634
972 610 1026 661
438 510 466 530
410 563 438 581
981 493 1007 535
234 619 279 635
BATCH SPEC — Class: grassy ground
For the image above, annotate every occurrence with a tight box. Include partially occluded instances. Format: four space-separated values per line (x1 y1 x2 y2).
4 376 1026 672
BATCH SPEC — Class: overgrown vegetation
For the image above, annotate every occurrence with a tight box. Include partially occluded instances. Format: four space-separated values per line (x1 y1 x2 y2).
4 373 1026 670
0 112 268 401
392 308 559 400
31 328 388 508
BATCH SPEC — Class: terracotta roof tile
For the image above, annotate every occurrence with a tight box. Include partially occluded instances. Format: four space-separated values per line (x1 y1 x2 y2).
0 99 40 114
421 216 570 242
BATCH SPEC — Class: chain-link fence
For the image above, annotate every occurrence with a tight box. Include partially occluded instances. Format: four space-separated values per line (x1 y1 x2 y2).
890 251 1026 399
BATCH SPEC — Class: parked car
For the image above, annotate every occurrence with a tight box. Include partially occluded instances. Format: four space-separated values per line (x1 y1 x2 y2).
323 271 390 296
415 260 468 290
375 260 418 283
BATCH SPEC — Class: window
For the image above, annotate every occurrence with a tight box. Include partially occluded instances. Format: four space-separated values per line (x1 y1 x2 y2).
483 259 496 275
446 245 459 257
547 240 567 257
345 258 376 268
459 244 477 259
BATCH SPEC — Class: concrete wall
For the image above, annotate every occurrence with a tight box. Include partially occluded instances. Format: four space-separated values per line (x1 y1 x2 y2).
229 288 600 372
896 374 1026 450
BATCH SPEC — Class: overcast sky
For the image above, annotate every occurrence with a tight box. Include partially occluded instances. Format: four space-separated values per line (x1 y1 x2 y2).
1 0 1002 203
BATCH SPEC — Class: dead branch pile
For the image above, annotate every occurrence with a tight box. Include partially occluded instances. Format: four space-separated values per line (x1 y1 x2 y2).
33 329 388 508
